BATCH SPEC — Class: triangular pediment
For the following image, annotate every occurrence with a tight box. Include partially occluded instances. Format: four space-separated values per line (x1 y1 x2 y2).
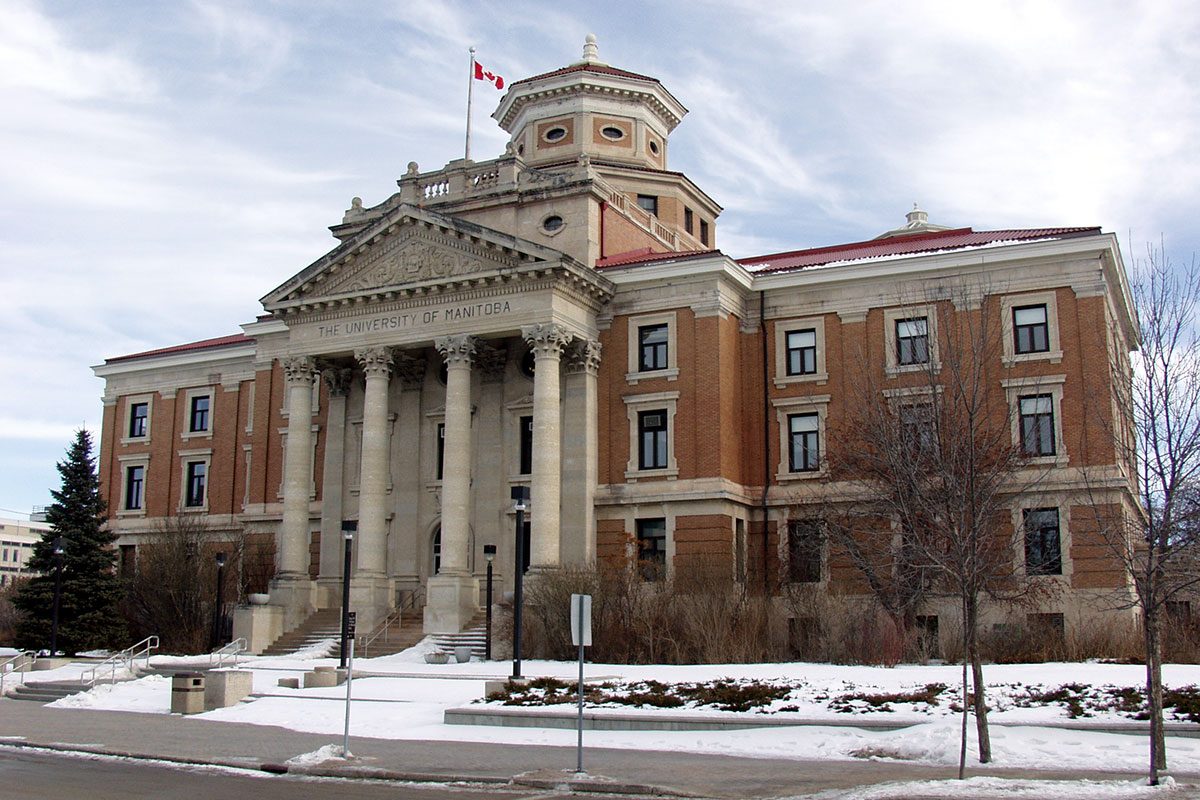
261 204 569 311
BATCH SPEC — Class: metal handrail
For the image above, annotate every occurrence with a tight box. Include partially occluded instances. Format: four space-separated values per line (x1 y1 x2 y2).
209 638 247 669
1 650 35 696
81 635 159 688
359 609 402 656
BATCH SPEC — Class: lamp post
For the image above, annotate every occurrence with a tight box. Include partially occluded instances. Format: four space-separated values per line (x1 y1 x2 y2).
50 536 64 657
210 552 227 650
339 520 357 670
510 486 530 679
483 544 496 660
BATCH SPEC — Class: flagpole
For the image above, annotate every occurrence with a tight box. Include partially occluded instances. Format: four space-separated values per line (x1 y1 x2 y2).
465 46 476 162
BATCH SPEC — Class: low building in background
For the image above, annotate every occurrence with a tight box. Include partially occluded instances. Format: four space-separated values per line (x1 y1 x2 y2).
0 517 48 587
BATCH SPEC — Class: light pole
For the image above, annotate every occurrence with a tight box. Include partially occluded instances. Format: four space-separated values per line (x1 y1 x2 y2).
511 486 530 679
483 544 496 660
339 520 357 670
50 536 64 657
210 552 227 650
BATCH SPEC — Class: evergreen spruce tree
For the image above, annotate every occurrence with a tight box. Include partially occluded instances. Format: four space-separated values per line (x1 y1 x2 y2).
14 429 126 654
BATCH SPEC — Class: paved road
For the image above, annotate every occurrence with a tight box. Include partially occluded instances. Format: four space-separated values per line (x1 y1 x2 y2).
0 749 539 800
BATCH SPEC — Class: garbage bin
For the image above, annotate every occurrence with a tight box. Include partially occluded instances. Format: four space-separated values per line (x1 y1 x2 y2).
171 672 206 714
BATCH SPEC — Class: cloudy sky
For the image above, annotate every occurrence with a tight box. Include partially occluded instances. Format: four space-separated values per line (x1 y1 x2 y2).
2 0 1198 516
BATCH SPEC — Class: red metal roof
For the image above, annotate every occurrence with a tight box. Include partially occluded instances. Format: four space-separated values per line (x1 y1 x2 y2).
106 333 252 364
738 227 1101 274
510 62 660 88
596 248 716 269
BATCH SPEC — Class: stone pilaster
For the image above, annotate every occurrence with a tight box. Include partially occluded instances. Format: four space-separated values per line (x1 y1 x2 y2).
354 346 393 579
522 323 571 569
425 335 479 632
317 367 352 604
563 338 601 565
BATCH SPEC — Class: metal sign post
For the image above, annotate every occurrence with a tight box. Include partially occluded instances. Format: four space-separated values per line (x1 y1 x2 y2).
570 593 592 776
342 612 356 758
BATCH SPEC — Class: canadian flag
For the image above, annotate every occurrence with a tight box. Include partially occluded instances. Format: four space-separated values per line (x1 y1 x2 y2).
474 61 504 90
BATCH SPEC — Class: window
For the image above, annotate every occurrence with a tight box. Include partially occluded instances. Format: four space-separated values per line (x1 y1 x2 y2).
1013 304 1049 354
636 194 658 217
189 395 210 433
436 423 446 480
1023 508 1062 576
638 324 668 372
542 215 564 233
895 317 929 366
626 312 677 383
185 461 206 507
600 125 625 141
785 329 817 376
638 410 668 470
1019 394 1056 456
900 402 936 455
787 519 823 583
788 413 820 472
636 518 667 579
684 207 694 235
129 402 148 438
915 615 940 659
699 220 709 246
544 126 568 142
124 465 145 511
519 415 533 475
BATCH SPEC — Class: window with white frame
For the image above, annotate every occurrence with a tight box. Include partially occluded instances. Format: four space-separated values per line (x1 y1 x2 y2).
1001 291 1063 366
189 394 210 433
623 392 679 479
773 395 830 479
124 465 145 511
121 395 153 444
636 517 667 580
625 311 678 383
184 460 207 508
1019 394 1056 456
884 305 939 375
1002 375 1067 464
1023 508 1063 575
774 317 828 386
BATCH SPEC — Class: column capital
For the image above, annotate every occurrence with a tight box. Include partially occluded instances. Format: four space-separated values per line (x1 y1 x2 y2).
355 346 394 378
321 366 353 397
394 352 427 390
435 334 476 367
282 355 317 385
475 342 508 383
566 337 602 375
522 323 571 359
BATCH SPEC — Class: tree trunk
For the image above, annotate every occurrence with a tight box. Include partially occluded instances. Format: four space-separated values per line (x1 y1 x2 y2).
966 596 991 763
958 599 968 780
1144 607 1166 784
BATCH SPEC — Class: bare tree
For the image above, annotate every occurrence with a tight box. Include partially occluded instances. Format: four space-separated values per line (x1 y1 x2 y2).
1087 246 1200 785
809 287 1052 778
123 516 246 653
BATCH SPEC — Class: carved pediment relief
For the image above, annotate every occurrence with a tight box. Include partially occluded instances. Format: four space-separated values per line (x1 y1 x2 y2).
308 228 519 301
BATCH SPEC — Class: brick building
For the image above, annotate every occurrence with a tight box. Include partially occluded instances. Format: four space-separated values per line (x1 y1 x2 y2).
92 37 1139 652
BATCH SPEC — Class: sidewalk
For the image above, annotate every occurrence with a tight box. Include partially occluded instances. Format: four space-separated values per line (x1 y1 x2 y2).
1 699 1195 798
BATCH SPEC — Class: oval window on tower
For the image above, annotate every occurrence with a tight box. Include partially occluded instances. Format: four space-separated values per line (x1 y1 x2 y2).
648 139 660 155
600 126 625 141
544 126 568 142
542 215 564 233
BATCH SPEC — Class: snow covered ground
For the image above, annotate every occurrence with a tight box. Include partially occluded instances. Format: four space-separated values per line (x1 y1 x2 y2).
37 642 1200 776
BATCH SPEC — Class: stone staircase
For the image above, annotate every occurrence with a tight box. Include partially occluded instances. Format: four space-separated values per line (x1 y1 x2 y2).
7 678 94 703
260 608 342 657
356 606 428 658
429 612 490 659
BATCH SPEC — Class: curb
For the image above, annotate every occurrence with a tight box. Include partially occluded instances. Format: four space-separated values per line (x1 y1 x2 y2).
0 740 695 796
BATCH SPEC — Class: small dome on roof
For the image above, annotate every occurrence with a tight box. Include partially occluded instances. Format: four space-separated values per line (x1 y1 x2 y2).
874 203 953 239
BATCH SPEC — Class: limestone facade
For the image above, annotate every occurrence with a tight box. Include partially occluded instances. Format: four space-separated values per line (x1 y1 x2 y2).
92 37 1140 649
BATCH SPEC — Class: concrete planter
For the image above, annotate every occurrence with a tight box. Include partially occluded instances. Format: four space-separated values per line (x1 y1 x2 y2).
424 651 451 664
453 646 473 663
247 593 270 606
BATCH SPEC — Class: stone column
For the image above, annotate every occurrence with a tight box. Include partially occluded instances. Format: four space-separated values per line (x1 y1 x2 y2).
522 323 571 569
425 335 479 632
354 347 393 579
278 356 317 579
317 367 352 604
563 338 601 565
